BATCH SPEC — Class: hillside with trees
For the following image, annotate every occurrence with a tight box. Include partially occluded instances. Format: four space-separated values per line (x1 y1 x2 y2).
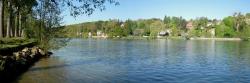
60 13 250 40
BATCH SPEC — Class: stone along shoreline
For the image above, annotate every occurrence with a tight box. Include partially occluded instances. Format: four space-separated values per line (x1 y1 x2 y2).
0 46 52 82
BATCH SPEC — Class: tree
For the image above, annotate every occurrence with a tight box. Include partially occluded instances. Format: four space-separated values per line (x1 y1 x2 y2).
240 26 250 39
0 0 4 38
215 23 236 38
124 20 136 35
64 0 119 17
233 12 245 32
163 16 171 28
193 17 209 29
223 16 235 28
149 20 165 36
6 0 14 38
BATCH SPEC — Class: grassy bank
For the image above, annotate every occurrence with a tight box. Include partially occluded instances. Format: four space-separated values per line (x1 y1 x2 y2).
0 38 37 55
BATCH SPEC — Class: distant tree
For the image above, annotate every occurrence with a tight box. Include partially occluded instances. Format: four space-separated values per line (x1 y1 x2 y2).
124 20 134 35
233 12 245 32
215 23 236 38
149 20 165 36
223 16 235 28
163 16 171 28
240 25 250 39
193 17 208 29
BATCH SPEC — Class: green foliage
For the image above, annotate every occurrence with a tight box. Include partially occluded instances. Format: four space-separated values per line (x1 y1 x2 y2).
239 26 250 40
171 27 181 36
65 0 119 17
188 29 202 37
193 17 209 29
60 13 250 40
124 20 135 35
109 27 125 37
0 38 30 45
149 20 165 36
223 16 235 28
143 27 150 36
215 23 236 38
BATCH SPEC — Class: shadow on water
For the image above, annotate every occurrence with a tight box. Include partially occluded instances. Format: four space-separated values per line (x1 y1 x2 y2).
28 58 101 72
0 60 40 83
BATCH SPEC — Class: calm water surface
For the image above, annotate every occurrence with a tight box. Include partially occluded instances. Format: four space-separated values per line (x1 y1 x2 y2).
16 39 250 83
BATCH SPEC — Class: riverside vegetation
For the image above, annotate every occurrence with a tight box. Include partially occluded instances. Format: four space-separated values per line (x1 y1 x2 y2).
61 13 250 40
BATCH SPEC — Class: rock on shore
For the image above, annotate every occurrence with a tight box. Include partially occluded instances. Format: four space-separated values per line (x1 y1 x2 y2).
0 46 52 82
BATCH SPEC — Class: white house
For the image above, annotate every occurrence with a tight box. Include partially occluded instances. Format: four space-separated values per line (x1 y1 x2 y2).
88 32 92 38
158 29 171 36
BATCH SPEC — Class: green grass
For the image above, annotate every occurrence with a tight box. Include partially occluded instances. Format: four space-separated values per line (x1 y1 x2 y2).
0 38 36 49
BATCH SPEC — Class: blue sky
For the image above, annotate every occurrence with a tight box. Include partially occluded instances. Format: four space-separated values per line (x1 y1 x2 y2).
62 0 250 25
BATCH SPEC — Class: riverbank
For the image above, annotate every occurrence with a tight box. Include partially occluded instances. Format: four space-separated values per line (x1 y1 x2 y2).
189 37 242 41
0 38 52 82
89 36 246 41
0 46 52 82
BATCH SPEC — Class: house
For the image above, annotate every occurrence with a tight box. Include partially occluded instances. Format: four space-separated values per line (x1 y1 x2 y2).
209 28 215 37
159 31 168 36
158 29 171 36
120 23 125 27
96 31 108 38
97 31 103 36
246 19 250 25
76 32 82 36
88 32 92 38
186 21 194 30
207 22 213 27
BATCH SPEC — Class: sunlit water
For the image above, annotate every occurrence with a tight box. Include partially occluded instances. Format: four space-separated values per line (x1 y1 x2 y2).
15 39 250 83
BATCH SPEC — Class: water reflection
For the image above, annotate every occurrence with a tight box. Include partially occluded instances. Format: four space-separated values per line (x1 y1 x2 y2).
16 39 250 83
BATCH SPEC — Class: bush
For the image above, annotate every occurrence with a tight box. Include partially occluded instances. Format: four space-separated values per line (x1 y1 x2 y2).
188 29 202 37
215 23 236 38
239 26 250 40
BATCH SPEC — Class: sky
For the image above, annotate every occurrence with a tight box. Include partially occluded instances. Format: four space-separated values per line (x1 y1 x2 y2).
62 0 250 25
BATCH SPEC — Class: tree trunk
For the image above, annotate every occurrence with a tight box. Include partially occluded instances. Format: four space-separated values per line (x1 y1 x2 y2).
21 28 24 37
6 1 13 38
11 12 15 37
0 0 4 38
21 17 26 37
236 23 240 32
18 14 21 37
15 11 19 37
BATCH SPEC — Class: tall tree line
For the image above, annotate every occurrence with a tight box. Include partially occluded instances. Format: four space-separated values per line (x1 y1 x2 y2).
0 0 37 38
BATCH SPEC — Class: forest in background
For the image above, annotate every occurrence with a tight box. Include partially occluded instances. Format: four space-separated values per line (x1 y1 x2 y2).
61 13 250 40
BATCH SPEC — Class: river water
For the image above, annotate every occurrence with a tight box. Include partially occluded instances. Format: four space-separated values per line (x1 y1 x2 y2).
15 39 250 83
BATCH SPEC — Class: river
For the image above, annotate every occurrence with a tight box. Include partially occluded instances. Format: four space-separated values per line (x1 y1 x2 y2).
15 39 250 83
